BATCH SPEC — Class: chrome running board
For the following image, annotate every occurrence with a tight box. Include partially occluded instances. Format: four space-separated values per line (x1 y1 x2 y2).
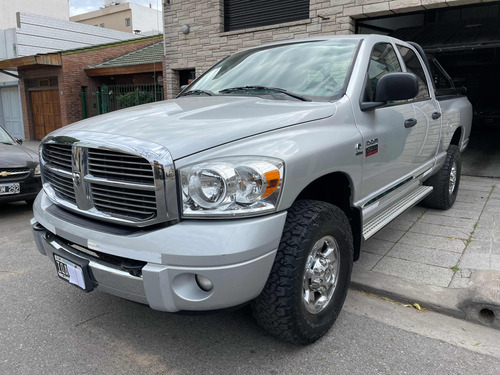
362 185 433 240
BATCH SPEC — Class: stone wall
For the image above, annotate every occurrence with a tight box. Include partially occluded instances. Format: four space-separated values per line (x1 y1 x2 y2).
163 0 484 98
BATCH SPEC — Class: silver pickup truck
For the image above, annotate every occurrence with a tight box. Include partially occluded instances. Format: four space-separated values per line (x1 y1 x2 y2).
32 35 472 344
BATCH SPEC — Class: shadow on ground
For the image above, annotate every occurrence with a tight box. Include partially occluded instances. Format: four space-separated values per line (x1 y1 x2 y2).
462 124 500 178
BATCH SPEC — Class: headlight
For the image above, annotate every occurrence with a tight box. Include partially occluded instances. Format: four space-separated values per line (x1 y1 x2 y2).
180 157 284 217
34 164 41 176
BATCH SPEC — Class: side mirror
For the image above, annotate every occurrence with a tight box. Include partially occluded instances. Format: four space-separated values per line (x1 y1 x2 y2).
361 73 419 111
15 138 23 145
180 85 188 91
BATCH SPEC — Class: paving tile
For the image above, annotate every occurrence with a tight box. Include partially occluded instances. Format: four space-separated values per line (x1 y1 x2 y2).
475 213 500 231
373 257 454 287
459 179 495 192
362 238 395 256
398 232 466 253
354 252 382 271
461 176 494 184
449 272 473 289
487 197 500 204
409 222 471 240
418 214 476 230
385 218 415 232
451 201 486 213
471 228 500 241
459 253 491 270
455 190 489 204
373 227 406 242
397 206 426 222
424 208 480 220
491 255 500 271
386 243 461 268
465 241 490 253
484 205 500 214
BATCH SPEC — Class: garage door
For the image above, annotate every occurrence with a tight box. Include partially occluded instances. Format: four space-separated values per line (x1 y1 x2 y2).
31 89 61 140
356 2 500 178
0 86 24 139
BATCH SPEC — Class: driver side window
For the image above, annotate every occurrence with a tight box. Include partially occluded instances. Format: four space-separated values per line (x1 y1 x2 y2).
365 43 402 102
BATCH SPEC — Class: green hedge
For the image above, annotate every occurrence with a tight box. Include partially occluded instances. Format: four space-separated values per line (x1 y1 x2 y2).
117 90 155 109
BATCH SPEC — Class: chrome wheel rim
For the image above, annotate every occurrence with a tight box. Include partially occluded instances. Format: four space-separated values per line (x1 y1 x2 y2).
302 235 340 314
449 161 457 195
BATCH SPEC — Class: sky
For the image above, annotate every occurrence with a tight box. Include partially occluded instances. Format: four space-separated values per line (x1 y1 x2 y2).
69 0 161 17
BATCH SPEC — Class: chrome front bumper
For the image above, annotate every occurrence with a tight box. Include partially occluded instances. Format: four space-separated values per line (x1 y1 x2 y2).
32 191 287 312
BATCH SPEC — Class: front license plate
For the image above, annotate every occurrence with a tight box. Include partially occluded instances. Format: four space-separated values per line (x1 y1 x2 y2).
54 254 86 290
0 182 20 196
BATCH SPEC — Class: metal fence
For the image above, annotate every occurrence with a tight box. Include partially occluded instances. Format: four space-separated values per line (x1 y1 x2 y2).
81 84 164 118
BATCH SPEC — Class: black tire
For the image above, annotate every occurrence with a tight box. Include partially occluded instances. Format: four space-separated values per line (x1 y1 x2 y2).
251 200 353 344
422 145 461 210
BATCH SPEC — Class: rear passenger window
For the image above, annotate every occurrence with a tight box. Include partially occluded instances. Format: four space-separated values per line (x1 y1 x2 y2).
366 43 402 101
397 45 430 101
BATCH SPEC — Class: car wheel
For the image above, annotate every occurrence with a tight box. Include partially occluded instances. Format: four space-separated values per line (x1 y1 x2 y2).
252 200 353 344
423 145 461 210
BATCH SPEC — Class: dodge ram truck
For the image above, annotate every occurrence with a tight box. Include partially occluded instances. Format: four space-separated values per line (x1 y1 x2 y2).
31 35 472 344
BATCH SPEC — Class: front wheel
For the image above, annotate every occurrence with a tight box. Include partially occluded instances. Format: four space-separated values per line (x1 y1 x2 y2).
423 145 461 210
252 200 353 344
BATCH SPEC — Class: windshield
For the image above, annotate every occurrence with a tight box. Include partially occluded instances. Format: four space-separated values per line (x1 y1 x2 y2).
0 126 15 144
184 39 360 101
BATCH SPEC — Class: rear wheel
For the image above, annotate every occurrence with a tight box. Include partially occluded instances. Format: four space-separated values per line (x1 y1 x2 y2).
423 145 461 210
252 200 353 344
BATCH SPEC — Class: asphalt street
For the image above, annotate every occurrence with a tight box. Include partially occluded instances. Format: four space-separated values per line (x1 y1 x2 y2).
1 201 500 375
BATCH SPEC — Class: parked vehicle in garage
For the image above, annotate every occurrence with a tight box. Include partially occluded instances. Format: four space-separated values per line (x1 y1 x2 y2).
31 35 472 344
0 125 41 205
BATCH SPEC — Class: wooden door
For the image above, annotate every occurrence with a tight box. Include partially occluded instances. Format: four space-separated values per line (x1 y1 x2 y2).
31 89 61 140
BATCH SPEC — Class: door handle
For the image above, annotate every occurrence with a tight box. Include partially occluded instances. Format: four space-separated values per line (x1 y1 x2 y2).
404 118 417 128
432 112 441 120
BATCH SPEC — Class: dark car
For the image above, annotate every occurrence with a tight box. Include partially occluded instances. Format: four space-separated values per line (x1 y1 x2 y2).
0 126 41 205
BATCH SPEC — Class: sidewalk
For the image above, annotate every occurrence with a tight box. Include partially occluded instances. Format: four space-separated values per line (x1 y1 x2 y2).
352 175 500 329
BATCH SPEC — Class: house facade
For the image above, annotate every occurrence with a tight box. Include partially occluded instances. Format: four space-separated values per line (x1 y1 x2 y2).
0 35 162 140
0 11 143 139
0 0 70 140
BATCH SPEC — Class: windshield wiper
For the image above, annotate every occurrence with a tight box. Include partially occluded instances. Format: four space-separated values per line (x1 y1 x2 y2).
1 142 14 145
178 89 215 97
219 86 310 102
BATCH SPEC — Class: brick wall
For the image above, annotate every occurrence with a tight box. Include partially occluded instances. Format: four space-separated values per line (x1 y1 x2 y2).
163 0 483 98
19 36 162 139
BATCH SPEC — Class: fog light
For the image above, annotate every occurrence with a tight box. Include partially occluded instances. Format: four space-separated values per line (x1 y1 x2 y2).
195 274 213 292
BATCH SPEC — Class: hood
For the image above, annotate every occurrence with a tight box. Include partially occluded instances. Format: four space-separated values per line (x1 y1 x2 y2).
49 96 336 159
0 142 37 168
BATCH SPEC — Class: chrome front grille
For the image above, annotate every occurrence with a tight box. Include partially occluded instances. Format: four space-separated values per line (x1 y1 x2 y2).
42 168 76 203
0 168 30 181
42 144 73 171
91 183 157 219
40 136 177 227
88 149 154 185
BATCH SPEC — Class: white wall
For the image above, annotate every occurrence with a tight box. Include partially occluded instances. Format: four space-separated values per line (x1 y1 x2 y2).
130 3 162 35
0 0 69 29
0 29 17 84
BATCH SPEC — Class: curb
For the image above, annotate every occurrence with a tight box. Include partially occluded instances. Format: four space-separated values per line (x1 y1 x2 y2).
350 268 500 330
